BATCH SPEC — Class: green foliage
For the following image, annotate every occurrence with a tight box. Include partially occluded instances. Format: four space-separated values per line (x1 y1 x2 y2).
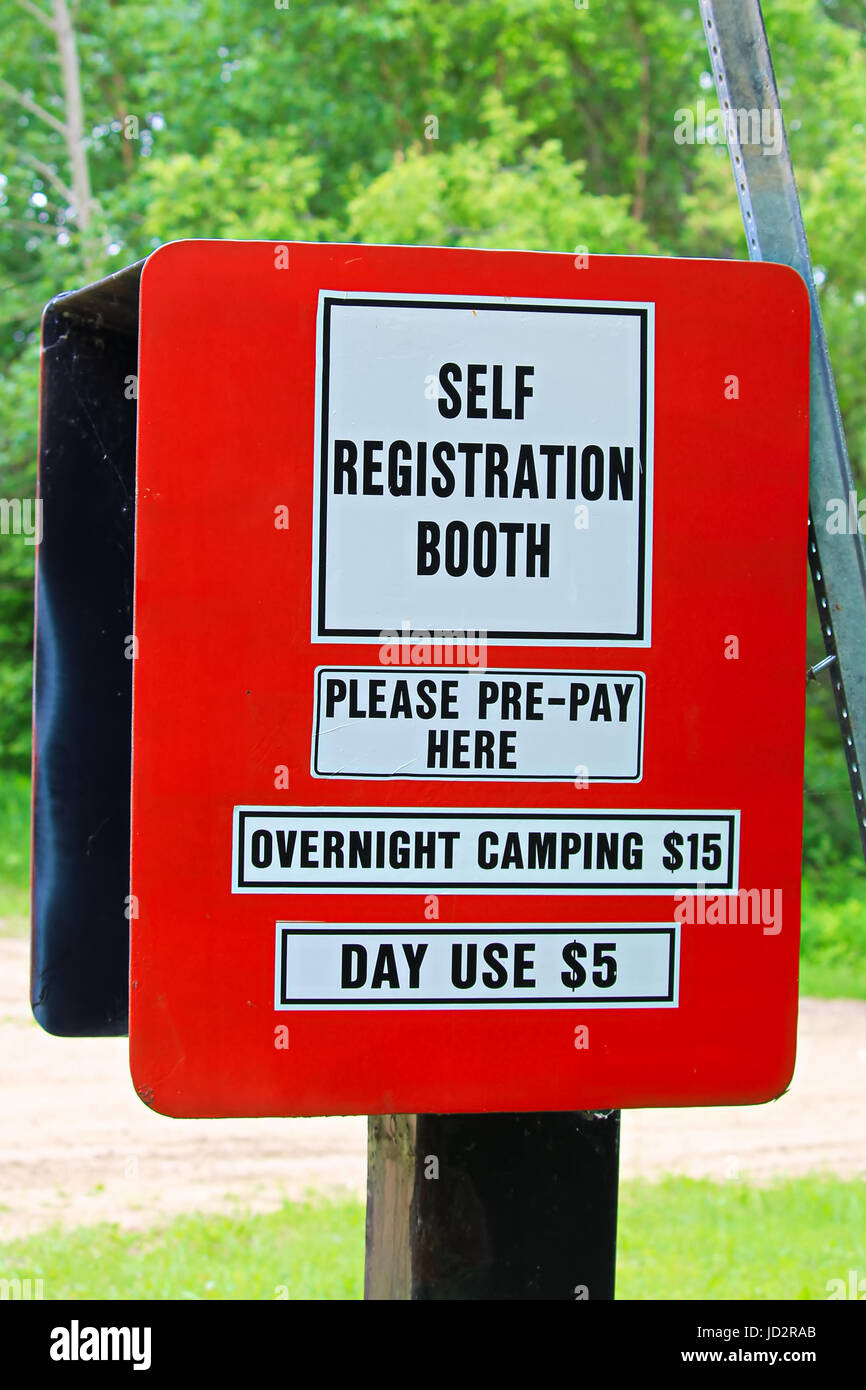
0 350 39 773
804 603 866 877
800 873 866 996
140 127 332 243
346 90 658 253
0 770 29 889
0 770 30 926
0 0 864 873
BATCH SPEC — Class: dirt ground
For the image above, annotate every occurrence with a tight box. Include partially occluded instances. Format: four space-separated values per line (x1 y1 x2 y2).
1 939 864 1241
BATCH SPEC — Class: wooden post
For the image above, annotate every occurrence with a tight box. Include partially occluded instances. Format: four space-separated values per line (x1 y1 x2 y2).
365 1110 620 1300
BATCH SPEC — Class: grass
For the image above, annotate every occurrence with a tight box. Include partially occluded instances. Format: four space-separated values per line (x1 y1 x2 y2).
616 1176 866 1300
0 1178 862 1300
0 1198 366 1301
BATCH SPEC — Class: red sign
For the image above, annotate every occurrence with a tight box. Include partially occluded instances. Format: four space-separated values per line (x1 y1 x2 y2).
129 241 809 1116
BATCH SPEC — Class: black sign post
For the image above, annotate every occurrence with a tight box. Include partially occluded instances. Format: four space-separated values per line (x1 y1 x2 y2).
366 1111 620 1300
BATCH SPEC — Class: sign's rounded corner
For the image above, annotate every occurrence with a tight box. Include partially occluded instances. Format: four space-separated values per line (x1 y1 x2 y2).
759 258 813 310
139 238 211 293
128 1056 185 1119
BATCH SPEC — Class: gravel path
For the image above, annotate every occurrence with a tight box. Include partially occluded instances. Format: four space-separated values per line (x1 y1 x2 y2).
1 940 864 1240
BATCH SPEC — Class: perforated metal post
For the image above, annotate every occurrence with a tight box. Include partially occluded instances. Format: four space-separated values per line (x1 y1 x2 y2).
701 0 866 858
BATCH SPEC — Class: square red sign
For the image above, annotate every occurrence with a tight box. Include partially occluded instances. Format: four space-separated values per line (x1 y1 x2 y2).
129 241 809 1116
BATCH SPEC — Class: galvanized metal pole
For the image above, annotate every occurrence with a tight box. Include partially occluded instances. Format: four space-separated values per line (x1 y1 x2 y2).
701 0 866 859
365 1111 619 1300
